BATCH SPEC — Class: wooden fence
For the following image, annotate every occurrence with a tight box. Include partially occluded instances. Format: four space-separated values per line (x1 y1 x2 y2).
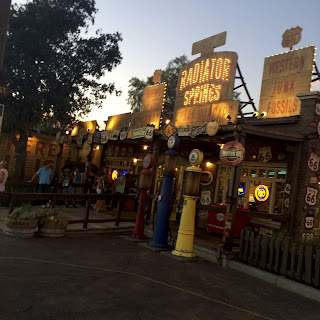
0 192 137 228
239 229 320 287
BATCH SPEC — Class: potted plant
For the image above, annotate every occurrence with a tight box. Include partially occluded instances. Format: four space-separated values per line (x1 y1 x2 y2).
38 208 69 238
5 203 39 238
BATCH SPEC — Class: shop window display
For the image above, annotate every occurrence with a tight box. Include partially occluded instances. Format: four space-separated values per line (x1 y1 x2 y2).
215 164 287 214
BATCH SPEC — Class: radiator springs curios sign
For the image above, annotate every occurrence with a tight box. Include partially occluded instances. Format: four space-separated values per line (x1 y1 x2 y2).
219 141 245 166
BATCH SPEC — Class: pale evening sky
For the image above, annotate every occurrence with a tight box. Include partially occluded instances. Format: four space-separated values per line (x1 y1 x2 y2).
13 0 320 127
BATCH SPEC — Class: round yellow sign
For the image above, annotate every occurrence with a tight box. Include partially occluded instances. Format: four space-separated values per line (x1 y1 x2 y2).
255 185 270 202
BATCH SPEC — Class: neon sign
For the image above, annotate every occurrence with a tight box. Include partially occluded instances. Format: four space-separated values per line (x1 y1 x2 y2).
180 58 232 106
112 170 118 181
238 185 245 196
255 185 270 202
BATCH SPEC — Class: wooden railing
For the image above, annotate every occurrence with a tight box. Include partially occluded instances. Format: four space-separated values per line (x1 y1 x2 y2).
0 192 137 229
239 229 320 287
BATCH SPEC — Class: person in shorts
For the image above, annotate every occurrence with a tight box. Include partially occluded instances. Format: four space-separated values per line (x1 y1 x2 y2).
60 168 76 208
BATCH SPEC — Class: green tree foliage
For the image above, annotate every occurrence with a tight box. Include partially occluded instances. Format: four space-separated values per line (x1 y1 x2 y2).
1 0 122 179
127 55 189 112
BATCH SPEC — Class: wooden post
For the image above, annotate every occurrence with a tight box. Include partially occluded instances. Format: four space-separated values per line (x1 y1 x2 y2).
288 142 302 235
115 198 121 226
51 195 56 209
223 131 246 251
148 139 160 223
54 143 64 175
83 197 90 228
8 193 16 214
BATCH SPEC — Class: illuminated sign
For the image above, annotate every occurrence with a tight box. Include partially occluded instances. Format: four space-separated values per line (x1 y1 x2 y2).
106 113 131 131
175 52 237 112
255 185 270 202
259 46 315 118
112 170 118 181
238 185 245 196
141 83 167 112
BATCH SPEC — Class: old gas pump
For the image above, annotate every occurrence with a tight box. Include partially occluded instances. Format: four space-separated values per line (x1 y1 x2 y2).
132 154 154 239
149 135 179 248
172 149 203 258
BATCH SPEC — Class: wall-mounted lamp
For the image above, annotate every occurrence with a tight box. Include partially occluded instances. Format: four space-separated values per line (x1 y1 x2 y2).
96 145 100 150
225 114 232 120
143 145 148 151
260 111 267 117
165 119 170 125
65 131 69 135
252 111 259 118
206 161 213 168
133 158 138 165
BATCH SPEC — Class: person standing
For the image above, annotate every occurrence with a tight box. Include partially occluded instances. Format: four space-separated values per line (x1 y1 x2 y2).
0 160 9 192
115 169 126 194
28 161 53 193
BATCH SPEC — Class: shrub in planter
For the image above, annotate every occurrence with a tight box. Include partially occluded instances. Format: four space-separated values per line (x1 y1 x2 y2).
38 208 69 238
5 204 39 238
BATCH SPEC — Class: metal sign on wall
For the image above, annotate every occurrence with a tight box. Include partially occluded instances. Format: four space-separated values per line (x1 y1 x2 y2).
258 46 315 118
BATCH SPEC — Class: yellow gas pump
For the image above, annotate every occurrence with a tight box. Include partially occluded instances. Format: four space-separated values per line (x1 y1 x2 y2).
172 149 203 258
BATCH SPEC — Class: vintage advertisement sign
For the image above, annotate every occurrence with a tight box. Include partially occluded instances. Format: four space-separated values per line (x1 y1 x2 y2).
132 128 146 139
219 141 245 166
282 26 302 50
174 101 239 127
153 69 162 84
107 130 119 141
308 153 320 172
206 120 219 136
258 147 272 162
161 122 177 138
144 124 155 140
100 131 108 144
305 186 318 206
200 190 211 205
119 128 128 140
106 113 131 131
305 216 314 230
259 46 315 118
141 83 167 112
200 171 213 186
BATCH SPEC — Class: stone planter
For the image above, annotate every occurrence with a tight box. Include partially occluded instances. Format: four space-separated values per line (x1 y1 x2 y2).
38 219 69 238
4 218 38 238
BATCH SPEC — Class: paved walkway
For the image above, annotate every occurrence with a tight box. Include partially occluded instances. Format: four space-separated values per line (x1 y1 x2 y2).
0 231 319 319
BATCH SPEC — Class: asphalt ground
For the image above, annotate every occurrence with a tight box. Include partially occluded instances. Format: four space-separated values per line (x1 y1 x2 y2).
0 232 319 320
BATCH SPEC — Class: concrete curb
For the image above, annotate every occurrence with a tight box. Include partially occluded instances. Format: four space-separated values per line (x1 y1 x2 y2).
227 260 320 303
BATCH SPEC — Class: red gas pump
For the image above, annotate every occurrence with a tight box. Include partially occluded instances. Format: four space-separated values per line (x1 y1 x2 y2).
132 154 154 239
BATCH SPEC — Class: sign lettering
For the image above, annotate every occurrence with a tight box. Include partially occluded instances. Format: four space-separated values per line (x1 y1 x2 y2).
259 46 314 118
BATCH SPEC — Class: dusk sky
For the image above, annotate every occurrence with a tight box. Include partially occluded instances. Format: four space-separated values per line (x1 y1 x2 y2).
14 0 320 127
